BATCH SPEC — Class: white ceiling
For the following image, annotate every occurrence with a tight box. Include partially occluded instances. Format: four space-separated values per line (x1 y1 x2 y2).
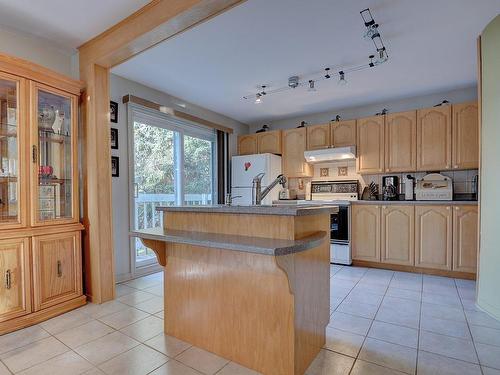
112 0 500 125
0 0 150 50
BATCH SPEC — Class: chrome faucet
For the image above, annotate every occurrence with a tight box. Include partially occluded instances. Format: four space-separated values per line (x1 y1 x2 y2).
252 173 287 205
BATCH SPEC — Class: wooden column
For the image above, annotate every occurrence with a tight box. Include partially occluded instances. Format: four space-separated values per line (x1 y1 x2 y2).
80 64 115 303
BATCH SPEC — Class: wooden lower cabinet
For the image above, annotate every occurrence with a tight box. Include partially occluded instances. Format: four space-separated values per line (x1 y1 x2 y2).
381 205 415 266
32 231 82 311
352 205 381 261
0 238 31 322
415 206 452 270
453 206 478 273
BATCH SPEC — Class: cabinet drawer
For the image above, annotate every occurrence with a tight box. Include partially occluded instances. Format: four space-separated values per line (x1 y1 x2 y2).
0 238 31 322
32 231 82 311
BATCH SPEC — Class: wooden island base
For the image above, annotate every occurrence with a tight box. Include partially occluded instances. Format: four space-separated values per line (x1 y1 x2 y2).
136 208 332 375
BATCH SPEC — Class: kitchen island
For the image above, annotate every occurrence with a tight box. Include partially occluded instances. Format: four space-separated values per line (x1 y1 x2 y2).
132 205 333 375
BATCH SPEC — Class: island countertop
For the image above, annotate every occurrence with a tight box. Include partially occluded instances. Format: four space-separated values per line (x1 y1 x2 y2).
156 204 338 216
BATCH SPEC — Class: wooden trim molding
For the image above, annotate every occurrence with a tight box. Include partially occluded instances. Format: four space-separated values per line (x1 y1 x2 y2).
78 0 246 69
123 94 233 134
0 52 83 95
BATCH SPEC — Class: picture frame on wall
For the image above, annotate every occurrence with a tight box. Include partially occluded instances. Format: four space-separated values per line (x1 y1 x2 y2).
110 128 118 149
111 156 119 177
110 101 118 123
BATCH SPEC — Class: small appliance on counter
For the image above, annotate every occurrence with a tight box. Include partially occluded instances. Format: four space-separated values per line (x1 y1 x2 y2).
415 173 453 201
405 175 415 200
382 176 399 201
278 186 297 200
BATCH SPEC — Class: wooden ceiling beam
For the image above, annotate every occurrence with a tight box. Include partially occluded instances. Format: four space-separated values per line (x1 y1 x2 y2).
78 0 246 69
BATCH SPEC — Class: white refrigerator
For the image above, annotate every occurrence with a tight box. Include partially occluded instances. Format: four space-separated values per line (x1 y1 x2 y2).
231 153 282 205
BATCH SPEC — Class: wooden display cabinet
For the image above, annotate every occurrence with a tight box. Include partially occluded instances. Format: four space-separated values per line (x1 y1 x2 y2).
0 53 85 335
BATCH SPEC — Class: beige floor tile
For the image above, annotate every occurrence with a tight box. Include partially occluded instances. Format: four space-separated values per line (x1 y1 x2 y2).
17 351 93 375
118 291 156 306
330 285 352 300
144 285 164 297
74 331 140 365
336 300 378 319
0 325 49 355
115 284 136 298
465 310 500 330
79 301 129 319
422 292 462 308
358 337 417 374
368 321 418 349
352 282 389 296
330 278 357 290
145 334 191 358
148 360 202 375
324 327 364 357
217 362 261 375
476 342 500 370
483 366 500 375
120 316 164 342
56 320 115 349
330 297 344 311
416 351 482 375
304 349 354 375
39 309 93 335
98 344 167 375
345 290 384 306
83 368 106 375
98 307 149 330
135 296 164 314
385 287 421 302
420 315 471 340
420 302 466 323
124 277 161 290
419 331 478 364
0 362 10 375
376 299 420 329
155 310 165 319
328 312 372 336
350 359 406 375
175 346 229 375
0 336 69 373
470 325 500 347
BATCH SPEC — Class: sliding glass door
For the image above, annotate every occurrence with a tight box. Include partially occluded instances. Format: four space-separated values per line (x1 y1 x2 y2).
129 106 216 268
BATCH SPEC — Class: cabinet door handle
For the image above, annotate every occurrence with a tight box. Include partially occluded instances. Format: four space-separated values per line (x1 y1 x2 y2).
5 269 11 289
32 145 37 163
57 261 62 277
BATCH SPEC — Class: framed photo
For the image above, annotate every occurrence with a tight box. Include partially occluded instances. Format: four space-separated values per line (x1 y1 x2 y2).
110 128 118 149
110 101 118 123
111 156 119 177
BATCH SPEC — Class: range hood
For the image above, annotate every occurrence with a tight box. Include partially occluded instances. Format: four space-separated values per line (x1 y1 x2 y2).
304 146 356 163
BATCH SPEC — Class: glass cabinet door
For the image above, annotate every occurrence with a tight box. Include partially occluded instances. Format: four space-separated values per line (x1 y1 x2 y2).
0 74 23 227
33 84 77 224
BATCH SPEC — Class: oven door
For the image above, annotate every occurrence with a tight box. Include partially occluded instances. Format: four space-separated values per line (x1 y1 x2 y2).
331 206 349 244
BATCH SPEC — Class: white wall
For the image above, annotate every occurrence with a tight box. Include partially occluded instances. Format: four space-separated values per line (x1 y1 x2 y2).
0 24 78 78
110 73 248 281
477 15 500 320
248 86 477 133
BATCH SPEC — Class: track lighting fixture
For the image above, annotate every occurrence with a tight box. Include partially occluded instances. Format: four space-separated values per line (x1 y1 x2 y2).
338 71 347 86
242 8 388 102
308 80 316 92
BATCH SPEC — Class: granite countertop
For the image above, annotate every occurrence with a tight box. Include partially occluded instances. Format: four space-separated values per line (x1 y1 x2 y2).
353 200 478 205
131 228 328 256
156 204 337 216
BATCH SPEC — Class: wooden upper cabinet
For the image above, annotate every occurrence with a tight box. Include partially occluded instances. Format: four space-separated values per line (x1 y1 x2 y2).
32 231 82 311
452 102 479 170
282 128 313 177
453 205 478 273
385 111 417 172
352 204 381 261
417 106 452 171
257 130 282 154
238 134 258 155
415 205 452 270
0 238 31 322
357 116 384 174
381 205 415 266
306 124 330 150
331 120 356 147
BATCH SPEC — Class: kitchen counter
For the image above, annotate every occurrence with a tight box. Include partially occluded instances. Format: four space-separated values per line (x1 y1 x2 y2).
353 200 478 205
132 205 331 375
156 204 337 216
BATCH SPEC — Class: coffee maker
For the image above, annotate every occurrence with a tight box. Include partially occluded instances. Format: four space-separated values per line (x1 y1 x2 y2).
382 176 399 200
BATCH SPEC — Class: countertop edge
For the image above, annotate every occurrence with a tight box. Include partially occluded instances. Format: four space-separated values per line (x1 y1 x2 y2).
130 229 328 256
155 205 337 216
352 200 478 205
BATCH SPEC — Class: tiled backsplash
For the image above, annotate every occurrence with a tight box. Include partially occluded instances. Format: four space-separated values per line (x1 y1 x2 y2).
287 160 478 199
